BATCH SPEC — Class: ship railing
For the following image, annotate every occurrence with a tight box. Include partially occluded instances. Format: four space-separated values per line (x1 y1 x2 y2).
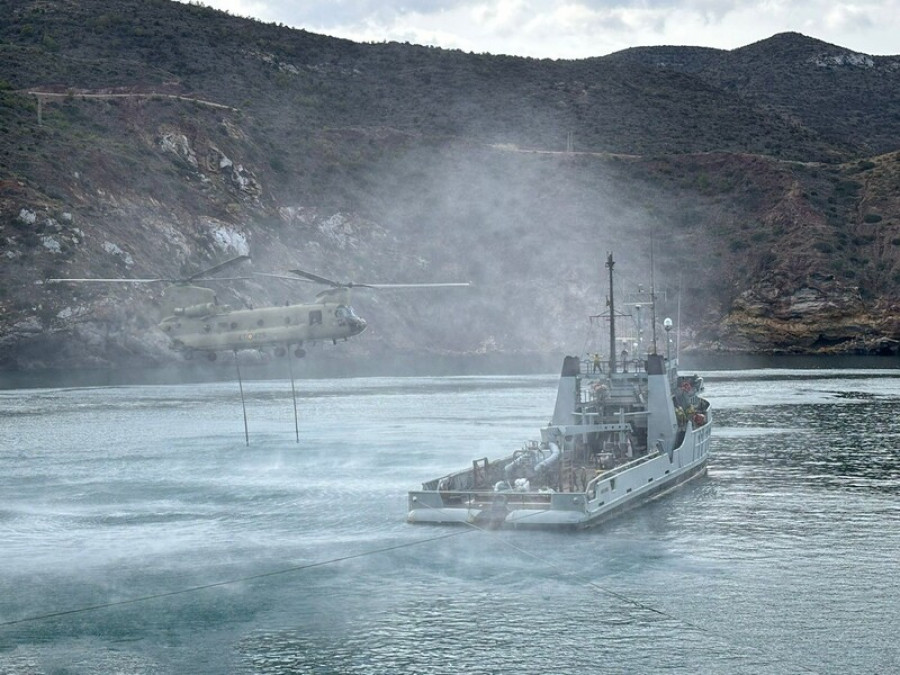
559 418 642 435
426 490 555 509
584 450 661 493
581 356 645 376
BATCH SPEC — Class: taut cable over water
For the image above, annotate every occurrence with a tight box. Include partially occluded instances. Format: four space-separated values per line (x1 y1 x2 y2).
0 500 821 674
3 371 895 672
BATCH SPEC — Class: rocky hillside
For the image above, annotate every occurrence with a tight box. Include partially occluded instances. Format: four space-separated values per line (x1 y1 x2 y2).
1 1 899 373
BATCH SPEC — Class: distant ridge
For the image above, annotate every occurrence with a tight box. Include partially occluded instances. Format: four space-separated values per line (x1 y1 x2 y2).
602 31 900 157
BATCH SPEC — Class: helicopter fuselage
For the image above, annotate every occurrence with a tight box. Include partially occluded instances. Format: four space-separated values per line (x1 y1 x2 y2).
47 257 464 362
159 299 367 355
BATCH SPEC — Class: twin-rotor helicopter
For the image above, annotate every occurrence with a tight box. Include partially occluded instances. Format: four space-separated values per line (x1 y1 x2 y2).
48 255 470 361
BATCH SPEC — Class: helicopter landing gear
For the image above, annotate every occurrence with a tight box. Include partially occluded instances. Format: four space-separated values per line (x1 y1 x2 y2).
182 348 194 360
294 347 307 358
206 351 217 362
274 346 287 358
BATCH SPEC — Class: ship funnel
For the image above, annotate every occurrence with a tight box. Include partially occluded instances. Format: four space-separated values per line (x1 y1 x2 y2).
646 354 679 454
551 356 581 426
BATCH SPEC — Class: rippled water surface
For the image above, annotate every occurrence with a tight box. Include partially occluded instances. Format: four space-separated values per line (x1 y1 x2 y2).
1 369 898 674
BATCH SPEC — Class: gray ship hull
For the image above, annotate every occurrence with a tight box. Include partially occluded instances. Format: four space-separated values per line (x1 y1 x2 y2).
408 412 711 529
408 254 713 531
408 350 713 530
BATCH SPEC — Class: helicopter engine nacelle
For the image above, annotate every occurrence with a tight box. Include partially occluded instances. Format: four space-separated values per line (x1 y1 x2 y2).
173 303 217 318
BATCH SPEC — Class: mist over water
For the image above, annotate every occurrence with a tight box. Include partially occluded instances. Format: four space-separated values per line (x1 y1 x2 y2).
1 368 898 673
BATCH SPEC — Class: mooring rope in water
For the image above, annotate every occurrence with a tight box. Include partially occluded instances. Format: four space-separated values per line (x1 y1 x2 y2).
0 530 470 628
0 481 821 675
447 513 822 674
0 509 822 673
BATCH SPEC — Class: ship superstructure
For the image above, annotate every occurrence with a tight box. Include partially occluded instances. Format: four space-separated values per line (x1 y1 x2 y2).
407 254 712 529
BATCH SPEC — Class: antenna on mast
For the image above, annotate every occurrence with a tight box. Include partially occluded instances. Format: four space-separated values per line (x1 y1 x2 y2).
650 237 659 355
606 252 616 373
676 272 683 361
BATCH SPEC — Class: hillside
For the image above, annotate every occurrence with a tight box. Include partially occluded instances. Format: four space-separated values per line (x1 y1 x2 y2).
1 1 899 373
606 32 900 157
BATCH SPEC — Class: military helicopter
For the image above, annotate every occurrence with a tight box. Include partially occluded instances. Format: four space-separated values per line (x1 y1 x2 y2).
48 256 469 444
248 267 470 358
48 256 469 361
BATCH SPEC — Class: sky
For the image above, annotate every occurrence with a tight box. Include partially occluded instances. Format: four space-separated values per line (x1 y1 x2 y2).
180 0 900 59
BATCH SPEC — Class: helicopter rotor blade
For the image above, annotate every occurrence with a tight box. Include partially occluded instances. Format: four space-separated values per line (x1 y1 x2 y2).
45 278 169 284
46 256 252 286
45 275 251 285
283 269 469 290
253 272 316 283
187 255 251 282
362 282 471 289
286 269 343 287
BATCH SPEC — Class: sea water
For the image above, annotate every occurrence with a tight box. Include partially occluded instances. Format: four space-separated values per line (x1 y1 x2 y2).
0 369 898 674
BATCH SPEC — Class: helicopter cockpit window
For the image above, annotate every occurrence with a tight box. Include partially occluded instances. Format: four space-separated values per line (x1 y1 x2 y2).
334 305 358 324
309 310 322 326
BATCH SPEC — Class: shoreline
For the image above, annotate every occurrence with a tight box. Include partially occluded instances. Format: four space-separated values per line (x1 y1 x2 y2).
1 351 898 390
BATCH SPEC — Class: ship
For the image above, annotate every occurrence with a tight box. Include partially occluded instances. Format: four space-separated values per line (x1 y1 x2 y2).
407 253 712 529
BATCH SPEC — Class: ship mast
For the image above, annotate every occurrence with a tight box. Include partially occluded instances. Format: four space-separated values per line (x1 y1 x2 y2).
606 252 616 373
649 237 659 355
